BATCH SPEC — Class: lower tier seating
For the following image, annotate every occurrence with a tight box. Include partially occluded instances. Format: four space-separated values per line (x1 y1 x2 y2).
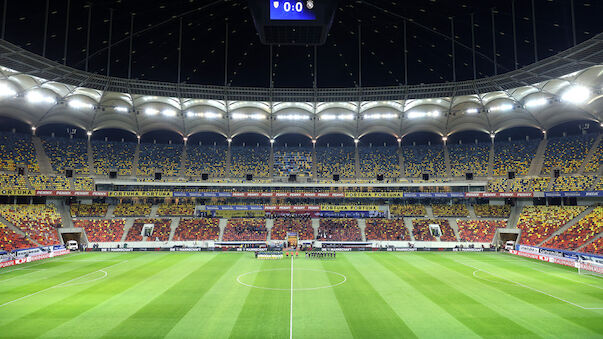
316 218 361 241
0 222 35 252
365 219 410 241
517 206 586 246
174 218 220 241
271 218 314 240
223 219 267 241
582 237 603 255
457 220 506 242
541 206 603 251
76 219 126 242
0 204 61 246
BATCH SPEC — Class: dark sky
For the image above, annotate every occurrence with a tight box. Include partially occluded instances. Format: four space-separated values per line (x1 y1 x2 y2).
2 0 601 88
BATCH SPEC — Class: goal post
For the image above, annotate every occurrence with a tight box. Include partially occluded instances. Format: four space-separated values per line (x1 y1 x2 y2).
577 257 603 277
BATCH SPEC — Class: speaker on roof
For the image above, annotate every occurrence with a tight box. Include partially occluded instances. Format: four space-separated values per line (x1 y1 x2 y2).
289 174 297 182
246 174 253 181
377 174 384 181
333 174 339 182
422 173 429 181
508 171 515 180
154 172 162 180
201 173 209 180
65 169 73 178
109 171 117 179
465 172 473 181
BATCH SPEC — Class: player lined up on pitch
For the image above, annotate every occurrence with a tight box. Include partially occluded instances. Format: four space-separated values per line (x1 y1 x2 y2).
306 251 336 259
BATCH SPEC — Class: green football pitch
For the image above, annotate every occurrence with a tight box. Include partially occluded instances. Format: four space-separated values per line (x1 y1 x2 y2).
0 251 602 338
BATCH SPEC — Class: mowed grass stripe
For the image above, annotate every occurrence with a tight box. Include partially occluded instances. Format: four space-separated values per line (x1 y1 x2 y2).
229 256 291 339
387 253 538 337
39 253 213 339
102 253 239 338
165 254 260 339
356 253 479 338
420 253 601 338
323 254 417 338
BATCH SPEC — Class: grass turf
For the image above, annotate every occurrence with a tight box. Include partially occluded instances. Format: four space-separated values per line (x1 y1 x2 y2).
0 251 602 338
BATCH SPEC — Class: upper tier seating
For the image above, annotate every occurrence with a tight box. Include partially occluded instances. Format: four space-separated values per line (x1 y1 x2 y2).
541 206 603 251
457 220 506 242
0 204 61 246
551 175 597 191
493 140 539 176
125 218 172 241
474 205 511 218
231 146 270 178
156 203 195 216
0 173 28 189
316 147 355 178
412 219 457 241
365 219 410 241
113 203 151 217
273 147 313 177
488 178 508 192
41 136 88 174
74 177 94 191
448 143 490 177
432 204 469 217
401 144 446 177
70 203 108 217
92 140 136 176
185 145 227 177
0 132 39 172
0 222 35 252
583 143 602 174
137 143 182 177
541 134 595 174
596 180 603 191
582 237 603 255
517 206 586 245
174 218 220 241
222 218 267 241
509 177 550 192
316 218 361 241
75 219 125 242
28 174 70 190
358 146 400 178
271 218 314 240
389 204 426 217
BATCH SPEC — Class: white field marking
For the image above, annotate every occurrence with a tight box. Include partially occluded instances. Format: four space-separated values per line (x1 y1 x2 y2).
0 252 86 275
0 270 44 283
454 258 603 310
236 268 347 291
472 270 515 286
290 256 293 339
510 254 603 282
54 270 108 288
0 260 128 308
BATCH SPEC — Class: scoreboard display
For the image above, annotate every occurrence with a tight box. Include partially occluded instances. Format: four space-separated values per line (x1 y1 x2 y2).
249 0 337 45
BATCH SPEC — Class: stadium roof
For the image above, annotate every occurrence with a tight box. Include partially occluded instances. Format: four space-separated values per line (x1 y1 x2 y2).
0 35 601 140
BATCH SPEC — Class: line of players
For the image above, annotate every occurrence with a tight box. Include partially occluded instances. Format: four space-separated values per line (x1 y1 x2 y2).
306 251 336 259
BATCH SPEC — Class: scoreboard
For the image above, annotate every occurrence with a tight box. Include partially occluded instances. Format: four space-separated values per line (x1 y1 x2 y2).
249 0 337 45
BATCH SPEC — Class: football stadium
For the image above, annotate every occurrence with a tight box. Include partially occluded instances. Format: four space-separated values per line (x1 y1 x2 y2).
0 0 602 337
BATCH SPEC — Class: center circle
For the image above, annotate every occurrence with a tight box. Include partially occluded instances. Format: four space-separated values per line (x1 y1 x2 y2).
237 268 347 291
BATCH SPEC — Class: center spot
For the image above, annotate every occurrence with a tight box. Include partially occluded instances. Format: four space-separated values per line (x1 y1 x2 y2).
237 268 347 291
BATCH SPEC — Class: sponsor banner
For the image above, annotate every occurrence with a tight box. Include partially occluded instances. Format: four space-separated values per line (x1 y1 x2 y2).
108 191 172 197
452 248 485 252
169 248 205 252
345 192 405 198
0 248 69 270
386 248 418 252
101 248 134 252
320 205 379 211
0 188 35 196
465 192 534 198
544 191 603 198
578 261 603 274
518 245 540 254
204 205 264 211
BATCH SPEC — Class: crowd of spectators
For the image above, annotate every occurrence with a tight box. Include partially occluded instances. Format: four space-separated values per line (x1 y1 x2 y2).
0 132 39 173
0 222 35 252
126 218 172 241
42 136 89 174
365 219 410 241
185 145 227 178
517 205 586 245
474 205 511 218
222 218 267 241
174 218 220 241
273 147 313 177
389 204 426 217
28 174 70 190
231 146 270 178
137 143 182 177
401 144 446 178
541 206 603 251
316 218 361 241
457 220 506 242
358 146 400 178
156 203 195 216
509 177 550 192
432 204 469 217
92 140 136 176
113 203 151 217
316 147 355 178
271 217 314 240
0 204 61 246
70 203 108 217
448 143 490 177
541 134 595 175
551 175 597 191
75 219 126 242
493 140 539 176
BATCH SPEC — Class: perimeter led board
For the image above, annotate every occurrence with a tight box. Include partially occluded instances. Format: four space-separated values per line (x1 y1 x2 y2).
249 0 337 45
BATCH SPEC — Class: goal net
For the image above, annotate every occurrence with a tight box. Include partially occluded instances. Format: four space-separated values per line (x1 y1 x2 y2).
577 257 603 277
